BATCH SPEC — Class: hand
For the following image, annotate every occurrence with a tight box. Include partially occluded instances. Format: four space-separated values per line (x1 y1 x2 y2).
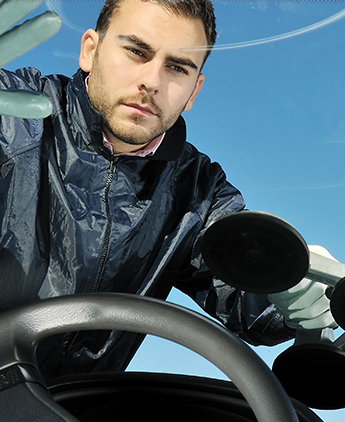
268 245 338 330
0 0 61 118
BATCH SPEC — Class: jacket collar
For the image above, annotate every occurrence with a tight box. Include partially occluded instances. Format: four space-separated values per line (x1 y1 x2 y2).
68 69 187 161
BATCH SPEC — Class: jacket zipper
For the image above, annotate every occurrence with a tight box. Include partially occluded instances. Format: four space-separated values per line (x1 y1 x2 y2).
90 157 117 293
53 157 116 378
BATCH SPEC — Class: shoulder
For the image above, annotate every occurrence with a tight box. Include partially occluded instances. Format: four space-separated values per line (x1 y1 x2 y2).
179 141 226 180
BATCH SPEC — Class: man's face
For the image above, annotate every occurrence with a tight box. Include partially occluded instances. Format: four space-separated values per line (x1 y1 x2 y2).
79 0 207 153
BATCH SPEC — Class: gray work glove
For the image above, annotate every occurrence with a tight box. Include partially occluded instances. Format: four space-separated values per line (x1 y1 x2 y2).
269 245 338 330
0 0 61 118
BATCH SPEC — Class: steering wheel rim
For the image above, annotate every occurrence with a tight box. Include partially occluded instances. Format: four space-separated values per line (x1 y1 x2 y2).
0 293 298 422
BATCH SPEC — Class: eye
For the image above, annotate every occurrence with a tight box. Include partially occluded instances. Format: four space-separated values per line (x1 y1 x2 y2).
169 65 188 75
126 47 146 59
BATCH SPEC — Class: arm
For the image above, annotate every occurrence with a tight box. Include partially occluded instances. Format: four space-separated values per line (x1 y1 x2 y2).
176 272 295 347
173 161 295 346
0 0 61 118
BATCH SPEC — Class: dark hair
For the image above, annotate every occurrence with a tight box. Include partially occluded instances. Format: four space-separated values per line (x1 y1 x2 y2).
96 0 216 61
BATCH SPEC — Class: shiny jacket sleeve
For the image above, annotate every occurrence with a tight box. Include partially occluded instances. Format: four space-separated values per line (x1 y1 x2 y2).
173 153 295 347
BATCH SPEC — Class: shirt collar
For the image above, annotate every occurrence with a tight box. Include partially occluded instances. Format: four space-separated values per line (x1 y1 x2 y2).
102 132 166 157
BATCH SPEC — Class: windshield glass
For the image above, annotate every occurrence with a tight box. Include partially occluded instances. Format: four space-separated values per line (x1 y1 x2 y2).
6 2 345 421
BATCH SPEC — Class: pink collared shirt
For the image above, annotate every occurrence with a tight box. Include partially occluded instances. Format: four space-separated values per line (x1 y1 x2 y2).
103 132 165 157
85 76 165 157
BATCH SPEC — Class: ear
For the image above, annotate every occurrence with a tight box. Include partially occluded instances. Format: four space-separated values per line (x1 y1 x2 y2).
183 73 205 112
79 29 99 72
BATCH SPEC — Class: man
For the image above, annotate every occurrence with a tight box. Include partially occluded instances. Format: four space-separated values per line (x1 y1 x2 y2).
0 0 335 381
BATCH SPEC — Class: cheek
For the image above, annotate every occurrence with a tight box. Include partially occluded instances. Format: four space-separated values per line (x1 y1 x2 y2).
95 51 129 82
166 84 195 109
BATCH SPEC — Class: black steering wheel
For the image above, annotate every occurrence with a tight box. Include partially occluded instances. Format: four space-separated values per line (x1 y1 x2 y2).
0 293 299 422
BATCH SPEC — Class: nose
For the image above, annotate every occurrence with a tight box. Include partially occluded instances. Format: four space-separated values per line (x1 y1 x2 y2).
138 60 162 95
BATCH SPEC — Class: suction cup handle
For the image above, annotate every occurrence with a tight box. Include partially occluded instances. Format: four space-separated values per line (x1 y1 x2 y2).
202 211 345 328
306 252 345 329
308 252 345 288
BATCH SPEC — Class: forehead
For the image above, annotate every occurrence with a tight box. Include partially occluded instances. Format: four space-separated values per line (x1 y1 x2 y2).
105 0 208 65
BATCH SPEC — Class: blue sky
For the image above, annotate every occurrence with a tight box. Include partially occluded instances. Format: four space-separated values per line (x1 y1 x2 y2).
6 1 345 420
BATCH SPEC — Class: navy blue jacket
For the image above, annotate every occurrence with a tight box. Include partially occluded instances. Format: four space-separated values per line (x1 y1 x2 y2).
0 67 294 380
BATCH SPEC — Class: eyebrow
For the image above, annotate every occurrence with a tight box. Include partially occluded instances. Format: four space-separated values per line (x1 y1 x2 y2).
118 34 153 51
166 55 198 71
118 34 199 71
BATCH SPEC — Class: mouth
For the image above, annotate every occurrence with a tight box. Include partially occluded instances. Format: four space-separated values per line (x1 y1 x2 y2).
123 103 157 117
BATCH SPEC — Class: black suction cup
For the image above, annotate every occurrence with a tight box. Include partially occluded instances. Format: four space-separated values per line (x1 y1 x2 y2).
330 277 345 330
201 211 309 294
273 343 345 410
